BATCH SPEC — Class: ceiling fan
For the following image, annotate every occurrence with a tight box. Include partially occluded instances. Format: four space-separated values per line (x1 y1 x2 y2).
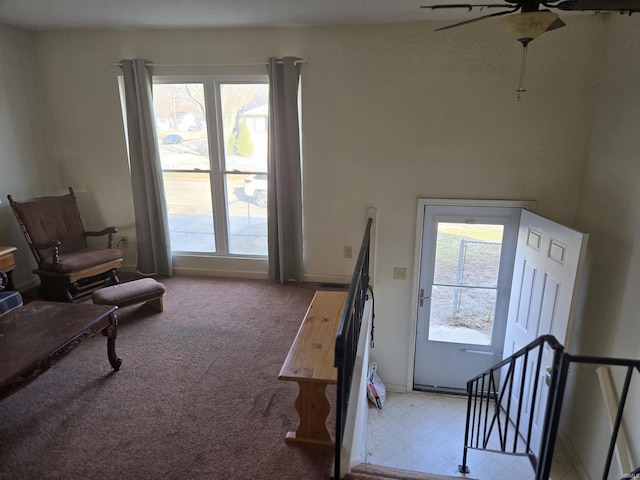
422 0 640 35
421 0 640 99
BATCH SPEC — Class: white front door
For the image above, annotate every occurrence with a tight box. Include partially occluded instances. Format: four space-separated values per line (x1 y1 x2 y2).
413 204 521 391
502 209 588 453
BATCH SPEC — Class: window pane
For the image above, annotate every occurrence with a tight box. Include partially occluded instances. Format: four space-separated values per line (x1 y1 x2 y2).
219 84 269 173
220 83 269 255
226 173 267 256
153 83 214 253
433 223 503 286
154 84 210 171
428 285 496 345
162 171 215 253
429 223 504 345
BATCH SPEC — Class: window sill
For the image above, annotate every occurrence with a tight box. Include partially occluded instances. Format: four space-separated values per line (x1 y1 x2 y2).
171 254 268 279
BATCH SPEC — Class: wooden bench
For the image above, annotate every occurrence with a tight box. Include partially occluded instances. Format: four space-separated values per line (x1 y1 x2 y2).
278 290 347 447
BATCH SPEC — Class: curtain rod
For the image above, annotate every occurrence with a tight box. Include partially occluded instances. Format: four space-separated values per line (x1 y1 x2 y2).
108 59 307 67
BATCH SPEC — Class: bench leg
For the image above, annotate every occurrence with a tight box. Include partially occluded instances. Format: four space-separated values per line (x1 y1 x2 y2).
285 381 333 447
146 296 164 312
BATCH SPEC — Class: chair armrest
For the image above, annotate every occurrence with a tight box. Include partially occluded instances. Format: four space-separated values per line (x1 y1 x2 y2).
84 227 118 237
32 240 62 265
84 227 118 249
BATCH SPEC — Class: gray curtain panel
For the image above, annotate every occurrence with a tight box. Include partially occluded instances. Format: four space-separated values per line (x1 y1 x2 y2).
267 57 303 283
121 59 172 276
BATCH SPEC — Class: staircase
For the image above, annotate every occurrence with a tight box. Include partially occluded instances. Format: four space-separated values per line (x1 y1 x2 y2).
345 464 476 480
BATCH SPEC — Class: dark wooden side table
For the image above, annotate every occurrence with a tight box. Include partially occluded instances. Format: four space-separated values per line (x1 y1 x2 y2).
0 246 17 290
0 301 121 401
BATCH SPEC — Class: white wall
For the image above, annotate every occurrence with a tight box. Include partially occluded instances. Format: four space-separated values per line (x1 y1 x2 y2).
564 13 640 479
0 24 60 287
33 17 607 392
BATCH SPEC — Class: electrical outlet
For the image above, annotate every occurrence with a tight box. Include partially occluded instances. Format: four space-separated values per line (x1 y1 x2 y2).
344 246 353 259
393 267 407 280
120 237 129 248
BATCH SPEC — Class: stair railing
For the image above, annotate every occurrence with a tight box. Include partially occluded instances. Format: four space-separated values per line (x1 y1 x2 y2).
334 217 372 480
561 354 640 480
622 465 640 480
460 335 640 480
459 334 564 477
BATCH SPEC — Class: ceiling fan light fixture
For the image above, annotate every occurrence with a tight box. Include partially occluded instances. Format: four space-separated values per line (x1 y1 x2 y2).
500 11 559 102
499 11 560 45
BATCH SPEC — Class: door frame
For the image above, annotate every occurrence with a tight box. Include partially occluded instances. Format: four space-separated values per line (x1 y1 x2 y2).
406 198 536 392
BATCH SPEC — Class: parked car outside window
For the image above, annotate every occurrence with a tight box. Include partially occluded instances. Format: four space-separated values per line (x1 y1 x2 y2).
244 174 267 207
162 134 183 144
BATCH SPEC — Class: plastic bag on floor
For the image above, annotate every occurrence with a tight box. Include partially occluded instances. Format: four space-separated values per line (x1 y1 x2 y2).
367 362 386 409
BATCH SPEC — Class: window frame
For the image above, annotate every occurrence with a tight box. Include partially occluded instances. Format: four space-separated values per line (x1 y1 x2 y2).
153 74 269 258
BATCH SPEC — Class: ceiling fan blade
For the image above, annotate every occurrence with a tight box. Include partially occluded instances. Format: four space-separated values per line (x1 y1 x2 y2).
556 0 640 11
434 7 520 31
422 3 520 10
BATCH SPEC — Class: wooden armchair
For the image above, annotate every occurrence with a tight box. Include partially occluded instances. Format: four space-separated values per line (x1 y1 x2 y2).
7 188 123 302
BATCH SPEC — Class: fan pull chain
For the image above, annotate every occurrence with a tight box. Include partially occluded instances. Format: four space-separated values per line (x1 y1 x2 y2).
516 43 529 102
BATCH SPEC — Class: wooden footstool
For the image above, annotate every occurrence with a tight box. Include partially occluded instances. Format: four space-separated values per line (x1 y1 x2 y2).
92 278 166 312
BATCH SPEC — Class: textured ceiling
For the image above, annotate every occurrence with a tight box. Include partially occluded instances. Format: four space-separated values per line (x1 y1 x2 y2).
0 0 517 30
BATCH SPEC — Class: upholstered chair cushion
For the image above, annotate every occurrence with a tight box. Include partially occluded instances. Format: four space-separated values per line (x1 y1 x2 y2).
41 247 124 274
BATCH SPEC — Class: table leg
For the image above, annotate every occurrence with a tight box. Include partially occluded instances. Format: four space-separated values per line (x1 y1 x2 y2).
285 381 333 447
5 270 16 291
104 312 122 371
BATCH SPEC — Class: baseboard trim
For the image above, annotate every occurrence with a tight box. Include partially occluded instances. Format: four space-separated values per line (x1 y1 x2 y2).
558 427 591 480
383 383 409 393
413 385 467 396
304 273 353 284
171 266 268 279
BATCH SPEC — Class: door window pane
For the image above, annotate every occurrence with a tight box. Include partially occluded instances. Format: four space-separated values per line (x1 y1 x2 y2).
428 223 504 345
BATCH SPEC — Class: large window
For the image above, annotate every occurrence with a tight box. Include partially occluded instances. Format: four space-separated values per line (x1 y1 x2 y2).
152 77 269 256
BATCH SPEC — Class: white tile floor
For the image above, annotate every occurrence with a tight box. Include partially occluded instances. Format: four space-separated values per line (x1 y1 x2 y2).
364 391 583 479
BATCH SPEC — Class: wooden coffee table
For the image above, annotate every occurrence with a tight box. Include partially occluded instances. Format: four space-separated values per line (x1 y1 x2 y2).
0 301 121 401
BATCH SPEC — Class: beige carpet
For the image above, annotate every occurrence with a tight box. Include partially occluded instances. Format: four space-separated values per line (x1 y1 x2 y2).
0 276 336 479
